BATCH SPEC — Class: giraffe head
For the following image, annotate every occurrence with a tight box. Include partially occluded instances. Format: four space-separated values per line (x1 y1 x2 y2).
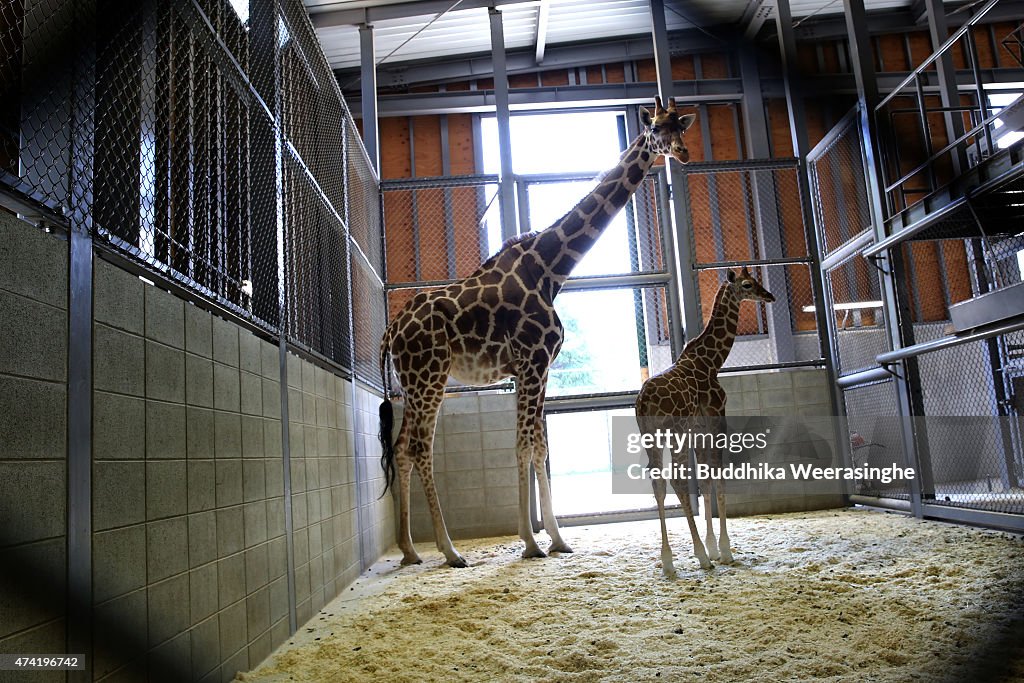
727 266 776 303
639 96 696 164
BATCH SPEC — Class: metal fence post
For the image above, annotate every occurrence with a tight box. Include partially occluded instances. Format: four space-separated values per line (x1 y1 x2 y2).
490 8 518 241
67 0 97 676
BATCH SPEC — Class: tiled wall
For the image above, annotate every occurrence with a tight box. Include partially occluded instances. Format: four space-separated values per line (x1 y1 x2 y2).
0 215 394 682
394 391 519 542
398 369 839 541
0 213 69 680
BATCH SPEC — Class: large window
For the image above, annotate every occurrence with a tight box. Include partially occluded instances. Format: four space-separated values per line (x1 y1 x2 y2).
481 109 678 517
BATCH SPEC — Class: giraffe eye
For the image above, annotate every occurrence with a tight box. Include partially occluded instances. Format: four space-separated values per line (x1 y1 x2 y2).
651 124 660 133
741 281 752 288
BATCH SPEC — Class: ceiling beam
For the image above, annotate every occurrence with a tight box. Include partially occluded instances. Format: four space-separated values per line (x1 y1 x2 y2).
310 0 538 29
336 28 722 90
793 1 1024 40
343 67 1024 117
742 0 776 40
534 0 550 64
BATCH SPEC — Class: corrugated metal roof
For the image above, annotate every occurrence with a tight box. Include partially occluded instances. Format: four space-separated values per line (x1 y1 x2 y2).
305 0 959 71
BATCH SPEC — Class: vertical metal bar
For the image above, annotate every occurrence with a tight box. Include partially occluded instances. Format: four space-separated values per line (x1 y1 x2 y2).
67 1 96 672
617 115 649 371
776 0 847 496
842 0 929 515
654 167 685 359
922 0 967 175
490 8 518 241
472 113 490 258
649 0 701 342
740 46 795 362
408 117 422 281
252 0 297 634
440 113 456 279
914 74 937 193
359 24 379 174
515 177 531 236
649 0 699 512
965 28 994 155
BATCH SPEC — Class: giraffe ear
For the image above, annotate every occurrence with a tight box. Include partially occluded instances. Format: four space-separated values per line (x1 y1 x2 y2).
727 270 736 283
678 113 696 132
639 107 653 128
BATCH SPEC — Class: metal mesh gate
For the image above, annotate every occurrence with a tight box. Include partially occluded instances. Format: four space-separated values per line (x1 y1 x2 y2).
809 104 1024 520
680 159 824 371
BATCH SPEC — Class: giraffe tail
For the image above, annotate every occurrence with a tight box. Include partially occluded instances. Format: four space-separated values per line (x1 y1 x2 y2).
378 330 396 498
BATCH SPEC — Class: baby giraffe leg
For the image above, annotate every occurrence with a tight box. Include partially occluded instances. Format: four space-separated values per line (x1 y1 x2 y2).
669 477 710 569
647 446 675 577
716 478 733 564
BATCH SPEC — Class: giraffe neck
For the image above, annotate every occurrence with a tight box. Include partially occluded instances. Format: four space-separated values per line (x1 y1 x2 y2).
525 133 659 299
684 282 740 370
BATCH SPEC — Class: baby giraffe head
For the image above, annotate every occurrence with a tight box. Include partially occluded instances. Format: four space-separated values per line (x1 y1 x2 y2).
727 266 775 303
640 96 696 164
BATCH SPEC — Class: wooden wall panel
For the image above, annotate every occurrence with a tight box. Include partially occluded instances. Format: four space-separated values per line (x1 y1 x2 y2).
540 70 569 86
635 58 657 82
699 53 729 78
379 116 411 180
707 104 740 161
876 33 908 71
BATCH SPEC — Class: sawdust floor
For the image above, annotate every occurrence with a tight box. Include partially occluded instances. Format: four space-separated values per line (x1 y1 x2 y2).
237 508 1024 683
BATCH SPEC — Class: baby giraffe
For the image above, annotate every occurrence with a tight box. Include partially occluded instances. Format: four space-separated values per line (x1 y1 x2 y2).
635 267 774 576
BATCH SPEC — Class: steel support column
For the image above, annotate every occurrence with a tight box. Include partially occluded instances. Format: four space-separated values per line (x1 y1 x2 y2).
67 0 96 675
649 0 700 511
490 8 518 241
922 0 967 173
649 0 701 342
252 0 297 633
360 24 380 174
739 46 796 363
842 0 930 515
775 0 847 477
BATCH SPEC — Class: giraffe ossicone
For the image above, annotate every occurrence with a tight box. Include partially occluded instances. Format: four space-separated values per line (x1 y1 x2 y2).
635 267 775 577
378 98 696 568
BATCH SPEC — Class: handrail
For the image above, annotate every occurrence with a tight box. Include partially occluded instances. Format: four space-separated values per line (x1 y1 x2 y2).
875 0 1002 111
876 314 1024 364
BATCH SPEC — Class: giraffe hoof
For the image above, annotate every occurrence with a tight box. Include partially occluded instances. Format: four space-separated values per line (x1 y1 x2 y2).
446 554 469 569
521 546 547 560
400 554 423 566
548 541 574 554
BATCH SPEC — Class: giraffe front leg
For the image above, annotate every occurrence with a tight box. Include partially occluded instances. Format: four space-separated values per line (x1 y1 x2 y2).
532 420 572 554
515 381 545 559
649 447 675 578
716 478 733 565
703 485 719 562
669 476 710 570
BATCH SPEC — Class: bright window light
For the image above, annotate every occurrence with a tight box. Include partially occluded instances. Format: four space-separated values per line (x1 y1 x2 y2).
802 301 884 313
229 0 249 23
987 86 1024 149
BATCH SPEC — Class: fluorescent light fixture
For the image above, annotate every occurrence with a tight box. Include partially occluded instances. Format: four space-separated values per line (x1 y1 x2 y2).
802 300 884 313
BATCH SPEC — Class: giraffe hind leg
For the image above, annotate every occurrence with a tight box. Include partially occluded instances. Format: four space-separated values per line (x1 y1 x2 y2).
398 357 467 568
532 420 572 554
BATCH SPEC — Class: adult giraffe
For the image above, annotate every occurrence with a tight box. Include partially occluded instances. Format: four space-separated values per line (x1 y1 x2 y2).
379 97 696 567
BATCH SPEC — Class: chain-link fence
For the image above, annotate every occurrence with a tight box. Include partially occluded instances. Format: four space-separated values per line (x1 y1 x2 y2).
842 379 911 499
807 111 873 256
915 334 1024 514
381 175 499 286
0 0 386 389
678 159 824 371
810 96 1024 523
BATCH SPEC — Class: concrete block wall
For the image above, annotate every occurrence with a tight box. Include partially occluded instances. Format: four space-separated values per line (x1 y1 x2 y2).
0 214 394 682
393 391 519 543
0 213 69 676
